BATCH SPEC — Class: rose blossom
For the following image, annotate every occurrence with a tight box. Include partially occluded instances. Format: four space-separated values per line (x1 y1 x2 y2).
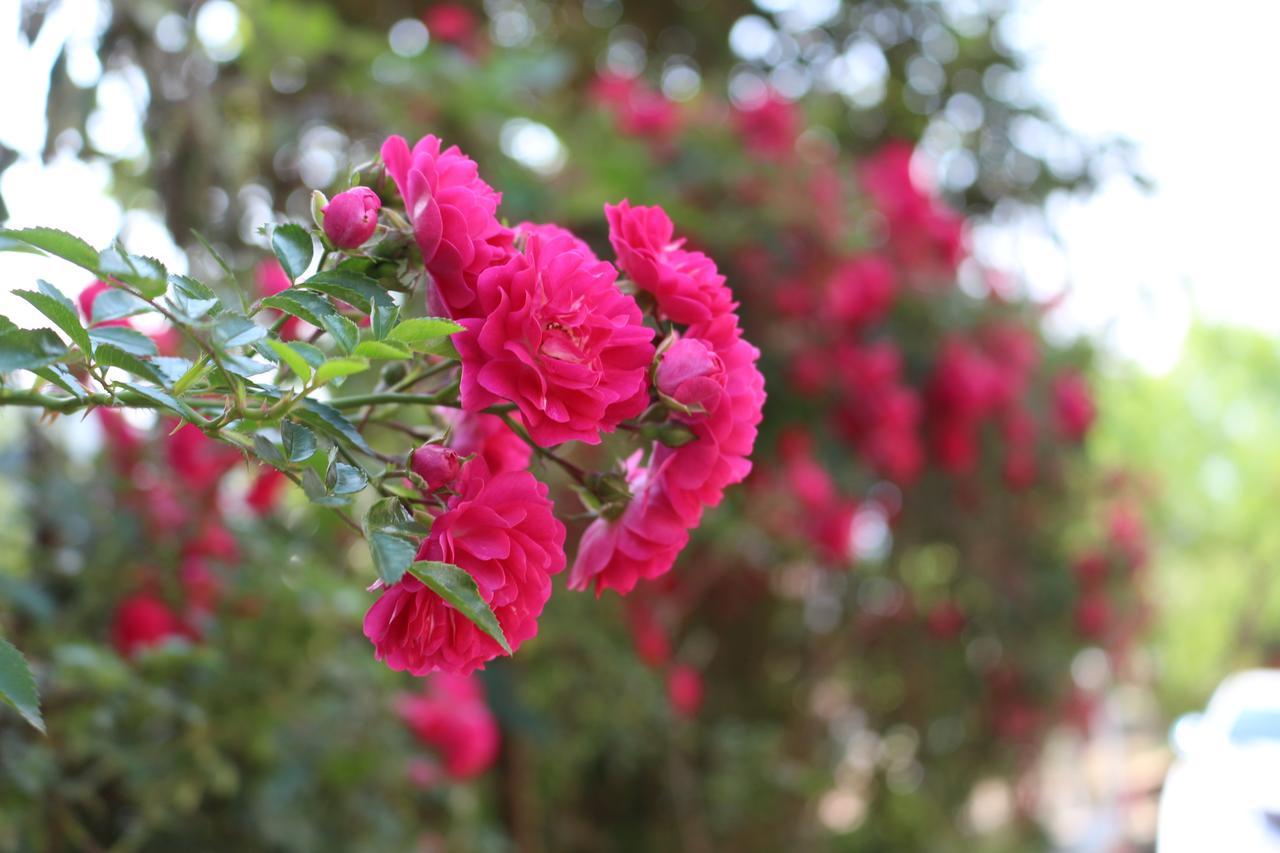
396 673 500 781
322 186 381 248
666 664 704 718
514 221 598 260
1052 370 1096 443
381 134 512 317
364 459 565 675
456 231 655 446
112 593 190 657
409 444 463 492
606 200 735 325
731 91 800 161
656 337 727 416
447 411 531 475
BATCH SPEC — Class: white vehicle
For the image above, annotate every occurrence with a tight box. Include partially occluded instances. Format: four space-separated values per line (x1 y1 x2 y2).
1157 669 1280 852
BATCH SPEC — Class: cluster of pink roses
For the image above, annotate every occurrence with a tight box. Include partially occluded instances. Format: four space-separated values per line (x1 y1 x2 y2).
361 135 765 676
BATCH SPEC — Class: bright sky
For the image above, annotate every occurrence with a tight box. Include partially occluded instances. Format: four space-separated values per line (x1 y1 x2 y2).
2 0 1278 373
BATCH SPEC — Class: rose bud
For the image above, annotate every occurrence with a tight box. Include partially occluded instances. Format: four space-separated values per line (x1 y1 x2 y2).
322 186 382 249
656 337 726 417
409 444 462 492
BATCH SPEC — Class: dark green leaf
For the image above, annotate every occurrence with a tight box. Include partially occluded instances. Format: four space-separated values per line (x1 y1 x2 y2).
0 328 68 372
13 285 89 355
0 638 43 734
408 561 511 654
368 531 417 585
98 249 167 298
319 313 358 355
282 420 317 463
387 317 465 344
118 381 202 421
295 398 374 455
327 461 368 495
166 275 220 322
213 314 267 349
301 270 393 313
261 291 336 328
372 301 398 340
0 227 99 272
271 224 314 281
93 344 162 383
253 435 287 469
89 326 158 357
301 467 350 507
220 355 274 379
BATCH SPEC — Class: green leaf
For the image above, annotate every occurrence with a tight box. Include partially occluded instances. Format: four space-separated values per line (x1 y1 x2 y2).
288 341 327 371
213 314 267 349
93 343 162 383
387 317 464 344
266 340 312 382
118 381 202 421
150 356 195 387
98 249 167 298
327 460 368 495
300 467 350 507
220 355 274 379
14 284 90 354
0 227 99 272
314 356 370 386
353 340 411 360
372 301 398 341
89 326 158 357
407 561 511 654
172 358 213 395
282 420 317 463
0 638 43 733
90 289 152 325
319 313 358 355
0 328 68 372
166 275 220 322
413 336 460 359
300 270 393 313
261 291 336 329
33 363 86 399
368 531 417 585
253 434 287 469
295 398 374 455
271 224 314 281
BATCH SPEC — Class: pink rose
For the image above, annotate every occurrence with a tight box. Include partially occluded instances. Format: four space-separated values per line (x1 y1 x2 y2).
446 412 531 475
861 140 966 277
409 444 463 492
731 91 800 161
322 186 381 249
381 134 512 317
514 221 597 260
364 459 566 675
1052 370 1096 443
112 594 190 657
666 664 704 718
606 200 736 325
397 673 499 781
826 255 895 328
245 468 288 515
456 232 655 446
656 337 727 416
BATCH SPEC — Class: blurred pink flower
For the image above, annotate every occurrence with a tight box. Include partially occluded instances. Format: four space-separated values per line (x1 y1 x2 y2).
732 91 801 161
397 673 499 781
1052 370 1096 443
112 594 189 657
666 664 704 718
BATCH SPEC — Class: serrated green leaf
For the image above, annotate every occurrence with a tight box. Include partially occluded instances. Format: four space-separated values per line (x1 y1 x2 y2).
412 336 460 358
300 270 393 313
407 561 511 654
14 285 90 355
289 341 327 370
118 381 202 421
320 313 358 355
271 224 314 281
387 317 464 344
0 227 99 272
261 291 336 329
166 275 220 322
372 301 398 340
0 637 43 733
295 398 373 455
89 326 158 357
90 288 152 325
150 356 194 386
33 363 86 399
368 531 417 585
300 466 349 506
93 343 162 383
267 340 312 382
220 355 275 379
314 356 370 386
98 249 167 298
213 314 267 349
327 461 368 495
282 420 317 462
253 434 287 469
352 340 411 360
0 328 68 372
